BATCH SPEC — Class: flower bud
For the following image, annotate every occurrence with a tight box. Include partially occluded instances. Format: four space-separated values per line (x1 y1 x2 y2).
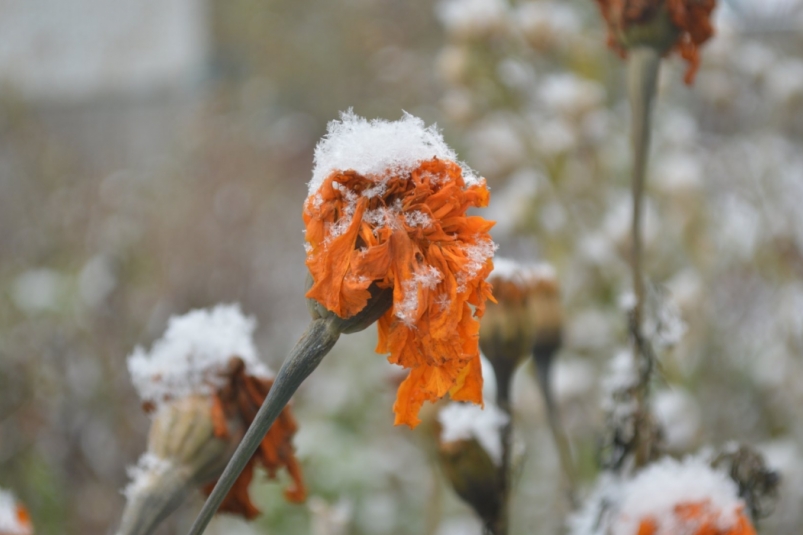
117 396 239 535
480 259 563 375
593 0 718 84
436 402 508 529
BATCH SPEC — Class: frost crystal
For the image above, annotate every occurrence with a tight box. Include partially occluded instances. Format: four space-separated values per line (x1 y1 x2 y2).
309 110 481 199
395 265 444 326
438 402 509 465
127 304 271 408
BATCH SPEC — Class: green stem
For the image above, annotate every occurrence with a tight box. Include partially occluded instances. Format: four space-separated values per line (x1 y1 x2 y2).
627 45 661 466
186 318 341 535
491 361 515 535
533 346 577 508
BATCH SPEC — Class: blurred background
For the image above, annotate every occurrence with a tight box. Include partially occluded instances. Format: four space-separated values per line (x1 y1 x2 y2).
0 0 802 534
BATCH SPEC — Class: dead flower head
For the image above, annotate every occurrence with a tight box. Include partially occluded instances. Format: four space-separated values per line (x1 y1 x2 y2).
121 305 304 535
304 111 496 428
593 0 717 84
203 357 306 517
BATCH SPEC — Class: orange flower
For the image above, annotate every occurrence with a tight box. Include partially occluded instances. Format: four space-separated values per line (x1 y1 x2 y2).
593 0 717 84
636 500 756 535
203 358 306 518
304 153 495 428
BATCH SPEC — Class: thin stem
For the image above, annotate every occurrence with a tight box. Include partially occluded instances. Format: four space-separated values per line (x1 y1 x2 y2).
626 45 661 467
491 361 515 535
186 318 341 535
533 347 577 508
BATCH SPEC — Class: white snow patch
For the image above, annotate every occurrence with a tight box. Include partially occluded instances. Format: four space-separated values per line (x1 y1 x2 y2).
489 257 556 286
0 490 30 535
438 402 509 465
123 453 174 499
128 304 271 408
309 110 480 199
436 0 509 39
654 389 701 452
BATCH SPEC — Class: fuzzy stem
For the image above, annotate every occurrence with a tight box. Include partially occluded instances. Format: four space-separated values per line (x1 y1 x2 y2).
186 318 341 535
533 346 577 507
627 45 661 467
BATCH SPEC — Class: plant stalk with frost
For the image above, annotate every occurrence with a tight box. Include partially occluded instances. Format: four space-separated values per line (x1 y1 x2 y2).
592 0 717 468
189 112 496 535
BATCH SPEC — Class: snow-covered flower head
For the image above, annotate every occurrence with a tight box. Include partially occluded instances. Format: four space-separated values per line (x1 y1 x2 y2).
304 111 497 428
0 491 32 535
120 306 304 534
570 456 756 535
593 0 718 84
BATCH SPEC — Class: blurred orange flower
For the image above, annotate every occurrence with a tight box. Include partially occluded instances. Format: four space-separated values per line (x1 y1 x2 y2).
636 499 756 535
304 157 495 427
594 0 717 84
0 492 32 535
203 358 306 518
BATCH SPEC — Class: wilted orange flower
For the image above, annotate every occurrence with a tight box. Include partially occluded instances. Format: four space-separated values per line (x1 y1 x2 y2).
304 154 495 428
636 500 756 535
203 358 306 518
594 0 717 84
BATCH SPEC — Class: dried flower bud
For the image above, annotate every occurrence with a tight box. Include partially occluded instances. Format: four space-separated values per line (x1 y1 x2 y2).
118 396 238 535
594 0 717 84
0 490 33 535
436 402 508 530
480 258 562 374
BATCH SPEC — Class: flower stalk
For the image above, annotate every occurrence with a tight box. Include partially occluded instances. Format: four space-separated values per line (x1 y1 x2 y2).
626 45 661 467
186 319 337 535
491 360 514 535
532 344 576 507
187 287 392 535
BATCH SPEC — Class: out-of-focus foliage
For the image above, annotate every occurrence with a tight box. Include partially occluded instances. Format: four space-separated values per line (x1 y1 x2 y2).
0 0 801 534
